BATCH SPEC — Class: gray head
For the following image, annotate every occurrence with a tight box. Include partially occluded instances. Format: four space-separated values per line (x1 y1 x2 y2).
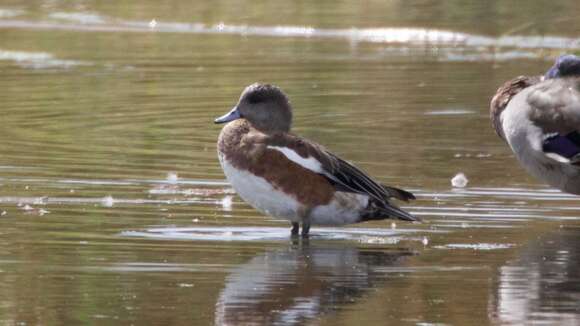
214 83 293 133
545 54 580 79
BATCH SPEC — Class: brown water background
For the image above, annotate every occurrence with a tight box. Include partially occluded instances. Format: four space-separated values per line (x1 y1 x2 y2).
1 1 580 325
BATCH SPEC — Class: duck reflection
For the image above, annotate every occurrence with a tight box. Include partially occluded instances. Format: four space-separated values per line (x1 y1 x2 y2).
491 228 580 324
215 240 414 325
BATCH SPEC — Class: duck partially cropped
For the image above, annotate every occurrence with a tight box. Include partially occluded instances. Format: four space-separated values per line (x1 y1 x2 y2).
215 83 417 236
490 54 580 194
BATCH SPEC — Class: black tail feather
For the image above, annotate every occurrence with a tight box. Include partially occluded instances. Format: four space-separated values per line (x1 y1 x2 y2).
362 200 420 222
379 203 419 222
381 184 416 202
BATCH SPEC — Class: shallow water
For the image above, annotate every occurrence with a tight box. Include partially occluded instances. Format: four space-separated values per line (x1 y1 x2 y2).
1 1 580 325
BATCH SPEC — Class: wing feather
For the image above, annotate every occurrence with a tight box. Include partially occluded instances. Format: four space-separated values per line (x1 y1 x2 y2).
526 78 580 165
265 133 416 206
527 78 580 134
322 152 391 203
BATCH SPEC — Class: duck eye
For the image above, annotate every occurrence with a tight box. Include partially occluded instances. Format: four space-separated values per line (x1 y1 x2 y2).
246 95 260 104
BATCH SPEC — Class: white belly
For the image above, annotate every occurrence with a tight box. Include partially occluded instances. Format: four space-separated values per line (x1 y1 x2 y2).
310 192 368 225
218 154 369 225
219 155 302 221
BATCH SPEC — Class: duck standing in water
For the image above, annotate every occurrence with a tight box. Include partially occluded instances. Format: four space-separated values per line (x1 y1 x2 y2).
490 54 580 194
215 83 417 236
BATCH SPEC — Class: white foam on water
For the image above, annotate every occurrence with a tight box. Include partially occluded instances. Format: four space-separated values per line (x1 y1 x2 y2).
434 243 515 250
122 226 443 242
0 9 24 18
48 12 106 24
220 196 233 211
0 15 578 53
425 109 475 115
442 50 540 62
359 236 401 245
0 195 212 206
101 195 114 207
451 173 468 188
0 49 89 69
166 172 179 184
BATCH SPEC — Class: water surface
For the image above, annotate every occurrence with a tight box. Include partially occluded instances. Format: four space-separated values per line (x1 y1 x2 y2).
1 1 580 325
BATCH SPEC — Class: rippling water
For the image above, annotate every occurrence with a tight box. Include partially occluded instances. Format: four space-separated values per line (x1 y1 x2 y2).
1 1 580 325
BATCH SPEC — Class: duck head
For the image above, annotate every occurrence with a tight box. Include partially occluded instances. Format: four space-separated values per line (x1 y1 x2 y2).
545 54 580 79
215 83 293 133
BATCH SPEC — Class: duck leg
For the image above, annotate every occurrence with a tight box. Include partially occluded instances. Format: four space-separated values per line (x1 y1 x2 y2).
301 221 310 237
291 222 299 236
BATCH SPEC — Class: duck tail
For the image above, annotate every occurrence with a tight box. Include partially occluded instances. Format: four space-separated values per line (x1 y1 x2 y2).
362 200 420 222
381 184 416 202
380 203 420 222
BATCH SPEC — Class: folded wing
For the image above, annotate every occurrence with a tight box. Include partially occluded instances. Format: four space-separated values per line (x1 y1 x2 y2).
527 78 580 165
266 135 417 221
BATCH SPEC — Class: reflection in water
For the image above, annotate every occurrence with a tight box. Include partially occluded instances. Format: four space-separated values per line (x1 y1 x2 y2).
491 228 580 325
215 242 414 325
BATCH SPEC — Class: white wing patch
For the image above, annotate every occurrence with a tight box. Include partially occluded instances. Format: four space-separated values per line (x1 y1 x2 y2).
267 146 323 173
545 152 572 164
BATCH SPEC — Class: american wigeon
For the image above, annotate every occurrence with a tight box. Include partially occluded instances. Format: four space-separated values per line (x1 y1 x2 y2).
490 55 580 194
215 83 417 236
